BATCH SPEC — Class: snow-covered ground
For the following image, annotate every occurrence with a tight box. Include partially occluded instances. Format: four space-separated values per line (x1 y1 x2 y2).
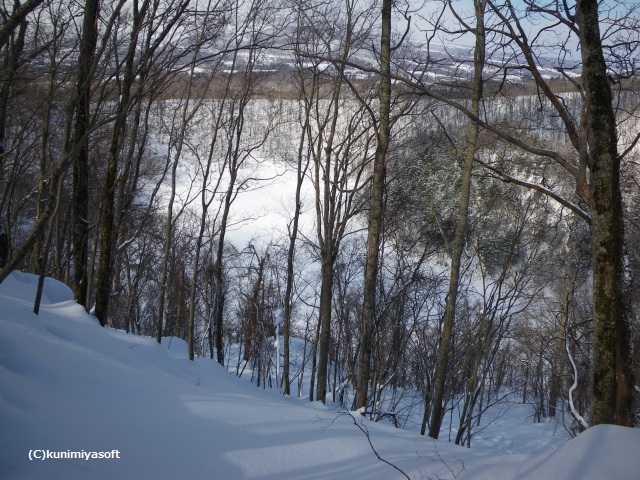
1 271 638 479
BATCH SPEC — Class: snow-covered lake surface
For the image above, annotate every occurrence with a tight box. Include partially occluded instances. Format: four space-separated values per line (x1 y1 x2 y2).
1 271 638 479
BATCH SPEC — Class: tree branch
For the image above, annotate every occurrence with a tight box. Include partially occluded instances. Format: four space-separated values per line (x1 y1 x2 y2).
344 411 411 480
473 157 592 224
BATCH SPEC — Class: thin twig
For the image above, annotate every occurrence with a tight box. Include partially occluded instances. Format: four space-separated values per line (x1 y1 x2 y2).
344 411 411 480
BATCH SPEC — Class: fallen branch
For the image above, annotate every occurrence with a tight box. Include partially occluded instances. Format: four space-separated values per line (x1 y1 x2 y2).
344 410 411 480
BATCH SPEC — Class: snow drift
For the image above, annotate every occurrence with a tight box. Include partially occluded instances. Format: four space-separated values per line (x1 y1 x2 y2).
0 271 638 479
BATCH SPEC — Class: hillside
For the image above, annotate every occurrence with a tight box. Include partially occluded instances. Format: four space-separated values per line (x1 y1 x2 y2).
0 271 638 480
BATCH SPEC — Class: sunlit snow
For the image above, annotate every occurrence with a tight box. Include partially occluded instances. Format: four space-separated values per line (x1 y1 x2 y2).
0 271 638 479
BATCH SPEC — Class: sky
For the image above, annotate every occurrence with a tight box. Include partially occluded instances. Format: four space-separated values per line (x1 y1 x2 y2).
412 0 583 58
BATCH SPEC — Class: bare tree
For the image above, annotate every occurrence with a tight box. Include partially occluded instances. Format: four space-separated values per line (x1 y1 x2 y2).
428 0 487 438
94 0 192 326
354 0 393 411
480 0 636 427
0 0 127 286
155 48 204 343
409 0 638 427
575 0 632 426
211 0 283 364
71 0 102 308
307 0 380 405
353 0 420 411
281 12 314 394
0 0 44 51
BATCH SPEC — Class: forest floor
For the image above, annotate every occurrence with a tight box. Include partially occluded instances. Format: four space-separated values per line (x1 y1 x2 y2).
1 271 638 479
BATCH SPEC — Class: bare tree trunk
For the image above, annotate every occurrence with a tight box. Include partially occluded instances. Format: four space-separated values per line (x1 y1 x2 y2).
309 314 322 402
315 251 336 402
429 0 486 439
0 3 27 238
212 2 274 364
354 0 392 411
33 180 63 315
282 93 311 395
94 0 148 326
155 77 198 343
576 0 633 426
71 0 100 309
212 195 229 363
0 0 43 51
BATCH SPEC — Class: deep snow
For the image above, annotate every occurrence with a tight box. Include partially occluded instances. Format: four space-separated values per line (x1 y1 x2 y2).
0 271 638 479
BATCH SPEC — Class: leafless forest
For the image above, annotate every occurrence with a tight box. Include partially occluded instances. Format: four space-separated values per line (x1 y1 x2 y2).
1 0 640 443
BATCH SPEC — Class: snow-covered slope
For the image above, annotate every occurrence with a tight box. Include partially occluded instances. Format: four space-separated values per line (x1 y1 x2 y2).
463 424 640 480
0 271 638 479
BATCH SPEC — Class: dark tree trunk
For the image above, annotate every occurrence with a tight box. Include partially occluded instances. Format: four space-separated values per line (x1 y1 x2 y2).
94 0 146 326
576 0 633 426
429 0 486 439
282 121 309 395
214 188 233 365
71 0 100 309
315 250 335 403
0 12 26 270
354 0 392 411
0 0 43 50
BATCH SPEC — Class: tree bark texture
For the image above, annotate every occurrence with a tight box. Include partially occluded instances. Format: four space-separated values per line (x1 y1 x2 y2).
72 0 100 308
576 0 633 426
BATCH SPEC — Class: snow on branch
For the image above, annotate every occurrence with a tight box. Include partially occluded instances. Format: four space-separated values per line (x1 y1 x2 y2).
474 157 592 225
